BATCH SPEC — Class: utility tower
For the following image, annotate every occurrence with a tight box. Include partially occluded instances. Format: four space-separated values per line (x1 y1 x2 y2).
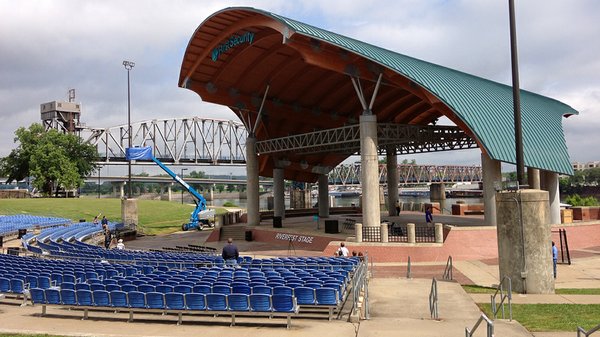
40 89 85 136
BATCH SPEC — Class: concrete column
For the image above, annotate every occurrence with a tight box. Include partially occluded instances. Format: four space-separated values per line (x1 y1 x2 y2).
380 223 389 243
542 171 561 225
273 168 285 220
167 183 172 202
119 183 125 199
246 136 260 226
360 114 381 227
407 223 416 244
121 198 138 229
355 223 363 243
482 152 502 226
112 184 118 198
386 148 399 216
496 190 553 294
527 168 540 189
205 188 214 202
435 223 443 243
430 183 446 200
318 174 330 218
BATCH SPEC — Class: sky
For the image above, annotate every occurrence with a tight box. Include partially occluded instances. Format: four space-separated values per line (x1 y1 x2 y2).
1 0 598 176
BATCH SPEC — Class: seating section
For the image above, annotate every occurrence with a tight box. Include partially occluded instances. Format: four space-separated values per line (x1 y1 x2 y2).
0 215 70 237
1 244 360 327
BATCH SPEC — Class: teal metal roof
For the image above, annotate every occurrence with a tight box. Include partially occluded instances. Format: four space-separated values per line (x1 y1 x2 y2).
254 8 578 175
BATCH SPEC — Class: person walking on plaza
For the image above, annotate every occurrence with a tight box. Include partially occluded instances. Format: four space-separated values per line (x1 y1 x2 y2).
222 238 239 267
552 241 558 278
425 206 433 225
336 242 349 257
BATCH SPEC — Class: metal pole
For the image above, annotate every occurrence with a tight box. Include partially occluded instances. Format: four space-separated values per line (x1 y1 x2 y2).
123 60 135 198
508 0 526 187
181 168 187 204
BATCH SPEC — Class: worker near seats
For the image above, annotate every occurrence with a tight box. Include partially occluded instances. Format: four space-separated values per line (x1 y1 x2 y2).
222 238 239 267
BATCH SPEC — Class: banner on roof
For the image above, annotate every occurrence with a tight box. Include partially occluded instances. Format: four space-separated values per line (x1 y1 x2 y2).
125 146 153 161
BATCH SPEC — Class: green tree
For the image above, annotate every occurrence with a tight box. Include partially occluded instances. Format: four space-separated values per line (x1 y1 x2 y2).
188 170 206 179
0 123 99 196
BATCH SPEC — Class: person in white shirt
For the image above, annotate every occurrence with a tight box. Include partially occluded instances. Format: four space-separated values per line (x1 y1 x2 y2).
116 239 125 250
336 242 350 257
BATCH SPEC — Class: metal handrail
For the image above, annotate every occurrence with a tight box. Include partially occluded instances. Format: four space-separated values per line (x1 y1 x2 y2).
443 255 453 280
465 313 494 337
406 256 412 279
429 278 439 319
490 276 512 321
578 323 600 337
351 254 370 320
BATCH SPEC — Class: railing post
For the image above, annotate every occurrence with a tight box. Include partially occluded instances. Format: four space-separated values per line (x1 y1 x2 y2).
435 223 443 243
380 222 388 243
406 256 411 279
407 223 416 244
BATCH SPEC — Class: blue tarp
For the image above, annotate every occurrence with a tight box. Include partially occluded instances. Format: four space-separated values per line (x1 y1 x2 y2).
126 146 153 160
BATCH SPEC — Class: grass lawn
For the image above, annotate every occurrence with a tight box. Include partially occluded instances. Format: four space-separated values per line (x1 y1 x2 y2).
478 303 600 332
462 285 497 294
556 288 600 295
0 198 229 235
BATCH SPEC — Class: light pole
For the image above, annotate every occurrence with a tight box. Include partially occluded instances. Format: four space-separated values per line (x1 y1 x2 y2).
181 168 188 204
123 60 135 198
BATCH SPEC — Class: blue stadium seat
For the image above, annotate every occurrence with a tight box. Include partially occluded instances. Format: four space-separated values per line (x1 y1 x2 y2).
249 294 272 312
110 290 128 308
315 287 339 305
92 290 110 307
127 291 146 309
192 284 211 294
76 289 94 306
165 292 186 310
272 294 296 312
146 292 165 309
228 294 249 311
60 289 77 305
294 287 316 305
156 285 174 294
30 288 46 305
173 285 192 294
138 284 156 293
206 293 227 311
231 285 251 295
252 285 272 295
273 286 293 297
212 285 231 295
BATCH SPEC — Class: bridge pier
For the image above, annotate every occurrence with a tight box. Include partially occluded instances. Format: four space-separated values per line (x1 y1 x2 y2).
386 147 399 216
119 182 125 199
482 152 502 226
429 183 446 200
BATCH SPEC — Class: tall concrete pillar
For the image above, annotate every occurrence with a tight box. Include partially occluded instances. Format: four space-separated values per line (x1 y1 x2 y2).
167 183 172 201
527 168 540 189
246 136 260 226
360 114 381 227
318 174 330 218
496 190 554 294
121 198 138 230
430 183 446 200
112 184 118 198
386 148 399 216
273 168 285 219
119 183 125 199
482 152 502 226
542 170 561 225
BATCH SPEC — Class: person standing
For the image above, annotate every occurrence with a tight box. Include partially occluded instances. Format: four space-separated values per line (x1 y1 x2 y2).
336 242 350 257
425 206 433 225
395 200 401 216
101 216 108 226
103 224 112 249
116 239 125 250
222 238 239 267
552 241 558 278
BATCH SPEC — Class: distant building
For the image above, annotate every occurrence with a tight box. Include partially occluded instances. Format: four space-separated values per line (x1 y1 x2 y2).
572 161 600 171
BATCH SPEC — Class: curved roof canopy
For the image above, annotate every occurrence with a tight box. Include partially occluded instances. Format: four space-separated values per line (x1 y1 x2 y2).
180 7 577 181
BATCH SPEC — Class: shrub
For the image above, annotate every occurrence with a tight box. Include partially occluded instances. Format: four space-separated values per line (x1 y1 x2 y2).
564 194 599 206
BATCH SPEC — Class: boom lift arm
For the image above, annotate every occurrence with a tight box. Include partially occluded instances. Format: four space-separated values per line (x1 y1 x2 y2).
125 146 214 231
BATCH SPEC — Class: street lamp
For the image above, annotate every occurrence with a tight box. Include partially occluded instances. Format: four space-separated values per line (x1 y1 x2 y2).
123 60 135 198
181 168 188 204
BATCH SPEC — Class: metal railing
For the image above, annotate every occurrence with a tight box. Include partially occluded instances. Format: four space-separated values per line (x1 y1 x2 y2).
362 226 381 242
429 278 439 319
406 256 412 279
491 276 512 320
443 256 453 280
578 324 600 337
415 226 436 243
465 313 494 337
351 254 370 320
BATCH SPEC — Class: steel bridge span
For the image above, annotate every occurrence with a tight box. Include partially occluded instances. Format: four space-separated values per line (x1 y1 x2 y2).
82 117 481 185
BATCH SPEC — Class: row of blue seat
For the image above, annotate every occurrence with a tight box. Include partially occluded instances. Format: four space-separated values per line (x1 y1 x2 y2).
30 288 301 327
0 214 70 236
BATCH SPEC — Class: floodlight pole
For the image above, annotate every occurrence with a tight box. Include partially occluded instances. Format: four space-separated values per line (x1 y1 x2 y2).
123 60 135 198
508 0 526 187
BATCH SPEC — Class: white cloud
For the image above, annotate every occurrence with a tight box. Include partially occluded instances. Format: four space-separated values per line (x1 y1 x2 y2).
0 0 598 171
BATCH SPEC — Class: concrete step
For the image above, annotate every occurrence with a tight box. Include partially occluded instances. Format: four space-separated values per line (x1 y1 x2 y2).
219 225 247 241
